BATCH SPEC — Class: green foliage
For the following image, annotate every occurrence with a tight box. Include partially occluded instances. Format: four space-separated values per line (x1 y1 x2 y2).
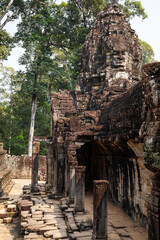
0 106 7 142
0 86 51 155
120 0 147 20
139 39 156 64
68 0 147 29
10 134 28 155
39 142 47 155
0 30 12 60
0 66 17 102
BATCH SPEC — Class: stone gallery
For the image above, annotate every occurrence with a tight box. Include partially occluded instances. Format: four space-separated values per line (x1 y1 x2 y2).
0 3 159 240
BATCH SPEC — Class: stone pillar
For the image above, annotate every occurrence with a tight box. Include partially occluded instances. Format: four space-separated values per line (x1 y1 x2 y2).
69 161 78 204
46 141 53 188
31 141 40 192
93 180 109 240
56 143 65 195
75 166 86 212
52 144 57 193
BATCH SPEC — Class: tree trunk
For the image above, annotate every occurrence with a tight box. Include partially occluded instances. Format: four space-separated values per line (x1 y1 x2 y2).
83 13 87 28
28 93 38 157
63 60 73 89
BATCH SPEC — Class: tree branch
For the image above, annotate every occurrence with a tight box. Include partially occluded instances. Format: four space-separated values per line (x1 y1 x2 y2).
0 0 15 23
0 15 12 30
0 10 19 30
45 42 74 51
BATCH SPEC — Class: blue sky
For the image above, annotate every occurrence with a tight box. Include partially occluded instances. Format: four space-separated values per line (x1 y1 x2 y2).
4 0 160 70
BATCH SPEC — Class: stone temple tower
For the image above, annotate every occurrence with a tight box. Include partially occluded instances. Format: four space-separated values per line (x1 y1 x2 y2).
76 4 142 111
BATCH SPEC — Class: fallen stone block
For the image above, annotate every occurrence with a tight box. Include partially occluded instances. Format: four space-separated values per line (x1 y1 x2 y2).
45 199 54 204
61 204 68 211
19 200 33 211
43 209 55 213
69 230 92 239
24 232 44 239
45 219 58 225
0 204 5 210
27 218 38 224
65 208 74 213
8 211 18 218
32 215 43 220
39 225 57 234
76 237 92 240
79 219 93 231
44 230 58 238
0 209 9 218
3 217 12 224
32 210 43 215
27 223 46 232
22 194 31 201
53 229 68 239
43 215 55 221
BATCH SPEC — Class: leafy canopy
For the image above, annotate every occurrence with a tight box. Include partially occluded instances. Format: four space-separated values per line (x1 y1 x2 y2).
139 39 156 64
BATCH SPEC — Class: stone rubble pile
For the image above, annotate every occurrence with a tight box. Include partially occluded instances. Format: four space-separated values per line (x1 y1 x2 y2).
0 197 18 224
19 184 93 240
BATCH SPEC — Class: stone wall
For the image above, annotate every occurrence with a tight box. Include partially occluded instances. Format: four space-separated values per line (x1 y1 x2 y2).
0 143 13 196
7 155 47 180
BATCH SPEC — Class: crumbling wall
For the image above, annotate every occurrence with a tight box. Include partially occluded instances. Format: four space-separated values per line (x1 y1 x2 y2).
0 143 13 196
7 155 46 180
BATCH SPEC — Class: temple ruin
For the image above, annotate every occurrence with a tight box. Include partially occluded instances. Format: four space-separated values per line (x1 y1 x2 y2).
50 4 160 240
0 3 159 240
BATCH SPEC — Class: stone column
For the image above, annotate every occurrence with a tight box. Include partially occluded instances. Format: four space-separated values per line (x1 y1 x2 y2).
93 180 109 240
46 141 53 188
56 143 65 195
31 141 40 192
69 161 78 204
75 166 86 212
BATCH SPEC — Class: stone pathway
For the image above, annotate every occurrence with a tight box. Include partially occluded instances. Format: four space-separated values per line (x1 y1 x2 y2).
19 184 92 240
0 180 148 240
84 192 148 240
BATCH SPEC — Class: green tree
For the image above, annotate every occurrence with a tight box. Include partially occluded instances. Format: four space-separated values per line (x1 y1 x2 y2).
68 0 147 29
120 0 147 20
14 1 74 156
139 39 156 64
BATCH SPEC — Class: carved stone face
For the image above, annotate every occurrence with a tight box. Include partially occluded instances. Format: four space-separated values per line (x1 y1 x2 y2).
79 4 142 93
111 50 128 68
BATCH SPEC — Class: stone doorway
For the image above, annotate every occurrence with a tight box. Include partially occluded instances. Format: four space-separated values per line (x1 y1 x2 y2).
76 140 108 192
